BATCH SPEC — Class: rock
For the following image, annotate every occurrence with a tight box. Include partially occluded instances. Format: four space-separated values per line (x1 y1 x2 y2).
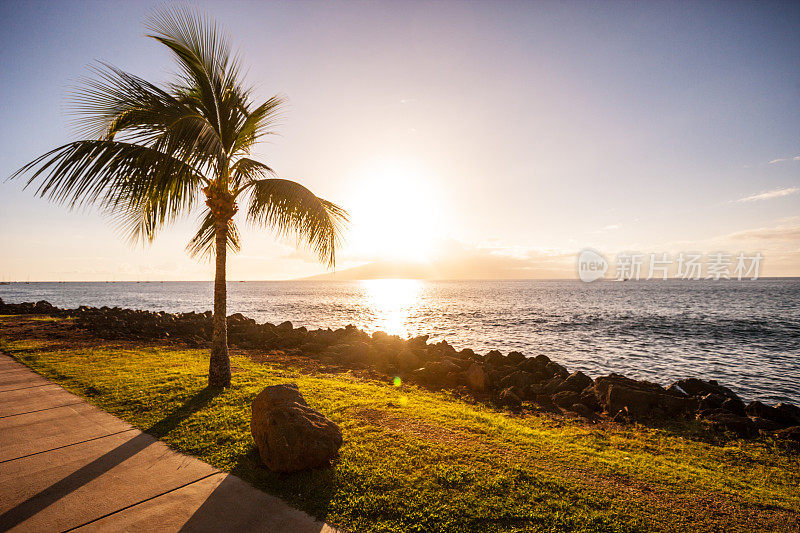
507 351 525 365
277 320 293 331
545 361 569 379
747 402 800 428
459 348 476 360
699 409 755 437
371 330 391 342
499 371 536 390
412 359 462 388
299 342 326 355
485 350 506 367
665 383 688 397
498 387 522 408
745 401 789 425
556 371 593 394
579 386 602 411
431 340 457 357
773 426 800 447
396 349 421 372
33 300 55 313
774 403 800 426
542 376 565 395
427 359 461 376
518 357 545 374
444 356 472 371
250 384 342 472
527 382 544 396
568 403 598 421
465 363 488 392
698 393 726 411
335 342 372 364
227 312 250 323
750 416 781 433
670 378 740 401
721 397 746 416
408 334 429 348
611 409 632 424
595 374 691 419
552 390 580 408
532 393 558 411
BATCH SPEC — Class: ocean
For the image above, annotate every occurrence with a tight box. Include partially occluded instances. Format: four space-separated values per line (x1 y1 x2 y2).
1 279 798 404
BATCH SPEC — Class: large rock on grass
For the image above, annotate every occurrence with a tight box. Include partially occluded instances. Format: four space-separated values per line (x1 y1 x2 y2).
250 383 342 472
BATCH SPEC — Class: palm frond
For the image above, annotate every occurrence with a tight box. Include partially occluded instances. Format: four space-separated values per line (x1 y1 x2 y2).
187 210 241 260
245 178 348 267
146 6 244 154
230 157 276 188
9 140 205 243
230 95 285 156
69 62 225 172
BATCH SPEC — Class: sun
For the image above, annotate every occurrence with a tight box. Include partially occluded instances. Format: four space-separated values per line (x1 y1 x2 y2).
346 158 444 263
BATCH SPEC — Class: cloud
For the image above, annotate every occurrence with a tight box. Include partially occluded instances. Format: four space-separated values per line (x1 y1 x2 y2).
768 155 800 164
728 224 800 241
736 187 800 203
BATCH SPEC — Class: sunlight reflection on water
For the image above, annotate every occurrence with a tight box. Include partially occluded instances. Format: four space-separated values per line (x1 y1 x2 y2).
360 279 422 338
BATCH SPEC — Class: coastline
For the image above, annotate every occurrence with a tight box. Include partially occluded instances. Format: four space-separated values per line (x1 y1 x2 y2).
1 298 799 444
2 279 798 405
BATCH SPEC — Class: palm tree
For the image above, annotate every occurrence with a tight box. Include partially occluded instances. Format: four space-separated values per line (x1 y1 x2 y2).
10 8 347 388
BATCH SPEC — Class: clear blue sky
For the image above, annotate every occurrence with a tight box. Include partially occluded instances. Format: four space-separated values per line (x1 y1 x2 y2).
1 0 798 280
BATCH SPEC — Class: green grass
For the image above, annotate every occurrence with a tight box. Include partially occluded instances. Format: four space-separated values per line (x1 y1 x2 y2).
1 317 798 532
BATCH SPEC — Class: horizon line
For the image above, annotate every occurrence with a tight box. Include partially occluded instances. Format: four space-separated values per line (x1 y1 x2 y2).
2 276 799 283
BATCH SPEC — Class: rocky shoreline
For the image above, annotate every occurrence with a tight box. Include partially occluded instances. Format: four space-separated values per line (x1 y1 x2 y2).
2 298 799 445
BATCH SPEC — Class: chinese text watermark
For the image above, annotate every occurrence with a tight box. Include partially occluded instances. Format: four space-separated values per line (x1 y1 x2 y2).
577 250 763 282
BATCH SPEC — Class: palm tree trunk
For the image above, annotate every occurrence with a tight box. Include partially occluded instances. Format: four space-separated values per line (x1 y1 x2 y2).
209 221 231 388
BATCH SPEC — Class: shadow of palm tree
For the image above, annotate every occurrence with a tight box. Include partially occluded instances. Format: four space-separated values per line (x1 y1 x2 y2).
0 387 222 531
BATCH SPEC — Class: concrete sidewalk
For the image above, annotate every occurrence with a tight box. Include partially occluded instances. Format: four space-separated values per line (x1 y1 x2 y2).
0 353 339 532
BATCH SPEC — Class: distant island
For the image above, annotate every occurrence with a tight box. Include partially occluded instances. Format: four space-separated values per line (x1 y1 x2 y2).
300 259 569 280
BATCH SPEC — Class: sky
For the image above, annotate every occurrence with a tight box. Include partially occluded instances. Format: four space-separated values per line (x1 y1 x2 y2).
0 0 798 281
